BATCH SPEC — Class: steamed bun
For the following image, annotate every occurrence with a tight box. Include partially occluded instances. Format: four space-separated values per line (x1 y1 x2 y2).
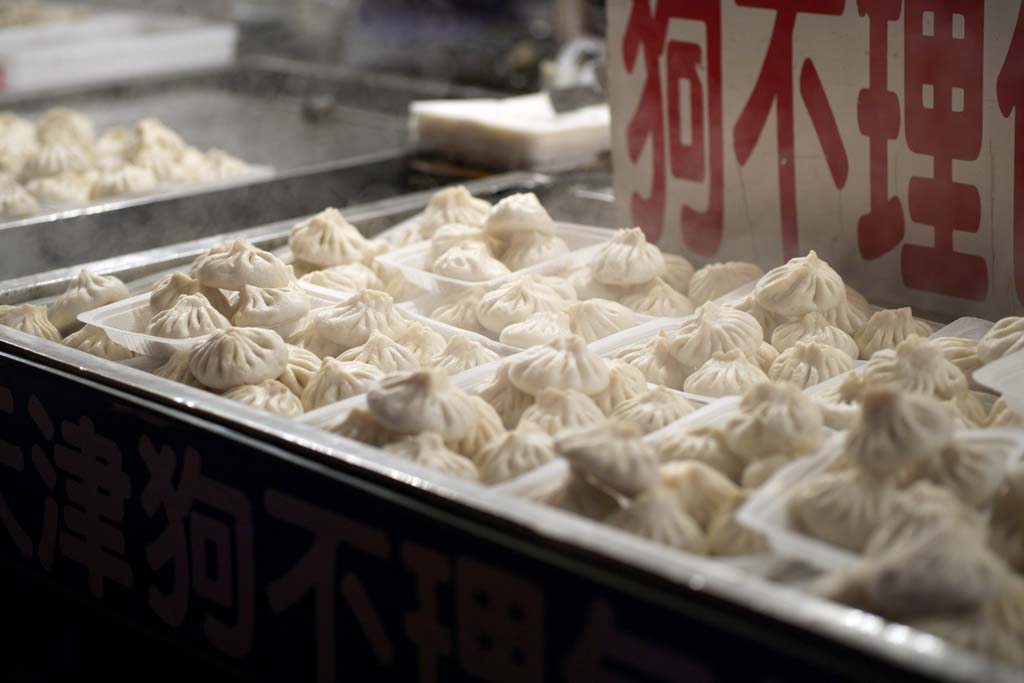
683 350 769 397
483 192 556 238
766 340 855 388
611 386 696 434
385 432 479 480
500 231 568 270
620 277 694 317
145 292 231 339
367 369 476 439
301 358 383 410
668 301 763 370
854 307 932 358
315 289 407 348
475 274 571 333
591 227 665 286
289 207 373 267
687 261 763 305
224 379 303 416
337 331 421 374
194 240 292 291
0 304 62 342
60 325 135 360
49 269 130 334
477 427 556 484
754 250 845 316
498 311 572 348
189 327 289 390
430 335 501 374
431 242 510 282
518 387 605 436
567 299 636 342
506 335 610 396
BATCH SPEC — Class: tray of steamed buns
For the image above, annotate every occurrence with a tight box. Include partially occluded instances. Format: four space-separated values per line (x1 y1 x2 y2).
4 182 1024 670
0 107 264 221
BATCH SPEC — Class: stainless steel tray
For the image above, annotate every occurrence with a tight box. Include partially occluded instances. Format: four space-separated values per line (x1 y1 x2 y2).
0 54 499 173
0 56 504 279
0 178 1015 683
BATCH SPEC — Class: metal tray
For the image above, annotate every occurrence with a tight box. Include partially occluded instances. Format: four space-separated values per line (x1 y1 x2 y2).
0 56 505 279
0 180 1017 683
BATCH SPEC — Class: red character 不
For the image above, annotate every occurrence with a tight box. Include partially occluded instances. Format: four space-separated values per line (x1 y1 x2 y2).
733 0 849 260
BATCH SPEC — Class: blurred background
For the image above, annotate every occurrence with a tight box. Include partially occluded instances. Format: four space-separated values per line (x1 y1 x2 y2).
0 0 615 276
3 0 607 92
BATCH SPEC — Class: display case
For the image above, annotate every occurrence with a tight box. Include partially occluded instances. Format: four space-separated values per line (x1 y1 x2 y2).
1 175 1017 683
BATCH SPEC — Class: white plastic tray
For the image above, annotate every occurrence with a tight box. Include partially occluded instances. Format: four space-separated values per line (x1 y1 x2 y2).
375 222 614 294
78 289 338 360
929 316 995 340
736 428 1024 573
975 350 1024 414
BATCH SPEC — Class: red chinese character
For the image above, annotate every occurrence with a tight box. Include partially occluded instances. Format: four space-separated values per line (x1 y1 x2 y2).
55 416 133 597
140 436 254 658
733 0 849 259
998 2 1024 305
265 489 394 683
902 0 987 300
622 0 724 255
857 0 904 259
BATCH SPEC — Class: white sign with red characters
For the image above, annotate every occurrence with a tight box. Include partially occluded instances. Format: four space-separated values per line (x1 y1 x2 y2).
607 0 1024 318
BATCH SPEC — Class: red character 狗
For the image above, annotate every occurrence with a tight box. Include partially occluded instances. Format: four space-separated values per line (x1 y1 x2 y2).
623 0 724 255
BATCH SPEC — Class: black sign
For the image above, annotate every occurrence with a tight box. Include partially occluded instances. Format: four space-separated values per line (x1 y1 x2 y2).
0 350 938 682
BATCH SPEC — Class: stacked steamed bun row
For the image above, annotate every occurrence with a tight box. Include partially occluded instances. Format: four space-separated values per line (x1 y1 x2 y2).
427 274 640 347
0 268 135 358
546 371 1024 666
537 419 763 557
809 312 1024 431
562 229 761 316
328 335 701 484
0 108 251 218
425 192 569 281
607 250 932 399
0 219 501 416
151 234 504 414
790 387 1024 666
422 223 736 347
